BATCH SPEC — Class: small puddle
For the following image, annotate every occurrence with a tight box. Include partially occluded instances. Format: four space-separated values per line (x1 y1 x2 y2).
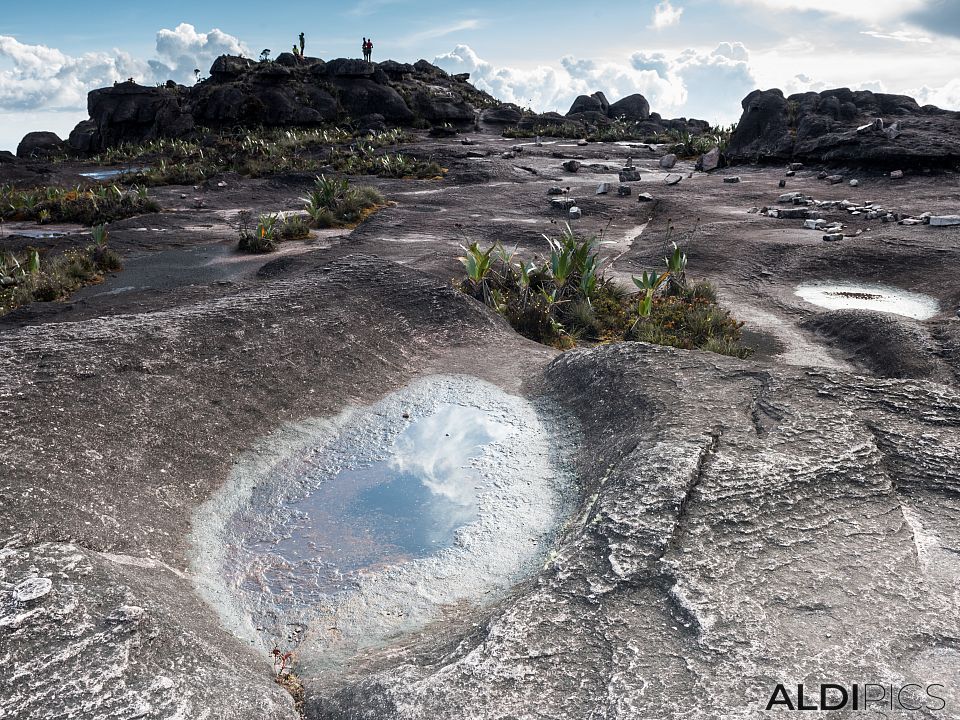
79 167 148 180
795 282 939 320
190 375 575 674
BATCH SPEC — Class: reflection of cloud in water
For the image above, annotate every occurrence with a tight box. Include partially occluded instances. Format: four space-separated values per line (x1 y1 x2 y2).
389 405 511 506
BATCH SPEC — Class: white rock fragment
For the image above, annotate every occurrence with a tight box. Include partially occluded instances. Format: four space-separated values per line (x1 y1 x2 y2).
569 206 582 219
13 577 52 603
890 170 904 179
849 179 859 187
930 215 960 226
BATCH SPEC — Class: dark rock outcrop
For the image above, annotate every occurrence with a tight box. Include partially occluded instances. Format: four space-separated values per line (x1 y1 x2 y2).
728 87 960 167
608 93 651 121
60 55 498 153
16 131 64 158
481 103 524 124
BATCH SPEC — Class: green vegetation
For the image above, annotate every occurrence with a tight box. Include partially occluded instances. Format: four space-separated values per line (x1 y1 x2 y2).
237 210 311 253
301 175 385 227
84 126 418 186
0 224 122 314
458 223 750 357
0 183 159 225
330 140 443 179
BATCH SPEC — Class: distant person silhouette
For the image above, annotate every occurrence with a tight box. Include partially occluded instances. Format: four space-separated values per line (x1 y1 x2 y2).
365 38 374 63
362 37 368 62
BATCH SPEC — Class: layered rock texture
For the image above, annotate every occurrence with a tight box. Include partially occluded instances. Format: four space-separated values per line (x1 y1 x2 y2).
729 87 960 167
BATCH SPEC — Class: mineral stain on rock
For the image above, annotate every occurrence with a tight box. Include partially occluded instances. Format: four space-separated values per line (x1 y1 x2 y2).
190 375 576 675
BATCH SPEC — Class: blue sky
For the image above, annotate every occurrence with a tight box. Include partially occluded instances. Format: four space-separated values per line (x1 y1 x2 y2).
1 0 959 150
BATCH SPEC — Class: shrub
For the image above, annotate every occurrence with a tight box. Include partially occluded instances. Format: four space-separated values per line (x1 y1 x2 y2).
301 175 384 228
457 224 751 357
0 227 123 314
0 183 160 226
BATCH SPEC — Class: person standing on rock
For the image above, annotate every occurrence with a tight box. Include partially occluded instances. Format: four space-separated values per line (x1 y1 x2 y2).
362 38 368 62
366 38 374 63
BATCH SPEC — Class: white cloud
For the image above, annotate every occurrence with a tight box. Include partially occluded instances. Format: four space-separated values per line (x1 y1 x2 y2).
914 78 960 109
860 29 933 43
403 19 483 46
722 0 926 22
0 24 247 113
650 1 684 29
434 43 756 124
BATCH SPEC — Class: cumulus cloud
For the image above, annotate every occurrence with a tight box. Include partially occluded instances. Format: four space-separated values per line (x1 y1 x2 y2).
650 1 684 29
436 43 756 124
914 78 960 109
0 24 247 112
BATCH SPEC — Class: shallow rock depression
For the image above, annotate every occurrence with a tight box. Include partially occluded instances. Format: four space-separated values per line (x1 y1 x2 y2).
190 375 576 682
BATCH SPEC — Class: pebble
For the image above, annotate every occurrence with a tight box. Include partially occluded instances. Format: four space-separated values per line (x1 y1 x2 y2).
546 187 564 196
822 233 844 242
13 577 52 603
723 176 741 184
778 192 803 203
664 174 683 186
617 185 631 197
849 179 859 187
658 154 677 169
637 192 654 202
562 160 581 173
803 219 825 230
827 175 844 184
577 139 588 146
890 170 904 179
569 206 582 219
779 179 787 188
785 170 795 177
789 162 804 171
619 168 642 182
551 197 577 210
596 182 610 195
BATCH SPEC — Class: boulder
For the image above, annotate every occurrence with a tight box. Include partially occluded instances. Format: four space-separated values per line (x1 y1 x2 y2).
413 59 447 77
696 147 721 172
378 60 415 81
562 160 581 173
0 150 16 164
406 87 474 124
16 131 64 158
324 58 376 78
481 104 524 124
567 94 604 116
332 79 414 123
87 82 194 149
658 153 677 169
607 94 650 121
67 119 100 155
274 52 300 67
726 89 794 161
209 55 254 80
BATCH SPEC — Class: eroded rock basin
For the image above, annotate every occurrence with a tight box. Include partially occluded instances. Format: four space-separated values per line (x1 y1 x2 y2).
190 375 575 678
795 281 940 320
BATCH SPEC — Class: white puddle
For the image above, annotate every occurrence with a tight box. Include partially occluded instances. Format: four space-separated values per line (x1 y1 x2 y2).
795 282 939 320
190 375 576 674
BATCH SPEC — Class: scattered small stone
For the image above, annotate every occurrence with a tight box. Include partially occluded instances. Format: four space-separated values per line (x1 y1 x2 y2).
180 193 187 199
747 207 760 214
779 179 787 188
890 170 904 179
547 187 564 196
803 218 826 230
511 145 523 153
779 208 810 219
562 160 581 173
216 181 227 188
899 218 924 225
535 136 542 146
823 233 844 242
723 176 741 184
857 118 883 134
920 212 932 224
789 162 804 171
817 171 829 180
637 192 655 202
785 170 795 177
619 168 642 182
569 206 582 219
193 198 204 209
884 121 902 140
659 154 677 169
930 215 960 226
664 174 683 186
577 139 588 146
13 577 52 603
617 185 631 197
778 192 804 203
596 182 610 195
849 179 859 187
827 175 844 184
501 152 515 159
460 138 476 145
